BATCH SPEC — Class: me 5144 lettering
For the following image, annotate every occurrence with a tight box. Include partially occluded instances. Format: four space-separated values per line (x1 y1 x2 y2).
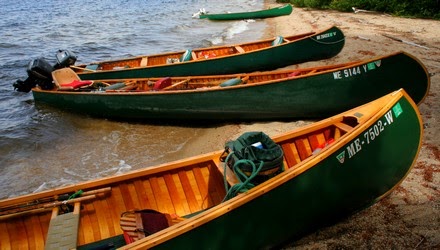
333 60 382 80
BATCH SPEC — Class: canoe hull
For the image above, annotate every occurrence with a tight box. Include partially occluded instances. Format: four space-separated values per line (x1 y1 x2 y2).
132 90 422 249
77 26 344 80
199 4 293 20
32 52 429 121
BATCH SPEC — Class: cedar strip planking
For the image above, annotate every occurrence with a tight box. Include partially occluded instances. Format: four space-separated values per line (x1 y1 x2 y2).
23 216 36 249
171 173 191 215
295 137 312 160
333 126 343 140
127 182 142 210
133 179 152 209
93 199 112 239
203 161 226 204
142 179 159 211
149 176 174 213
119 183 135 211
163 173 184 215
110 186 129 218
193 167 214 208
324 127 333 141
308 133 326 150
156 176 175 214
186 169 206 211
0 220 11 249
38 213 50 243
178 170 200 214
80 202 98 244
101 191 122 238
31 215 45 249
206 162 226 204
15 219 29 249
0 221 10 248
5 220 21 249
281 143 299 168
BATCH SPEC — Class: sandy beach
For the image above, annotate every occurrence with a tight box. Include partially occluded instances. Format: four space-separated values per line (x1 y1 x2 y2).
184 5 439 249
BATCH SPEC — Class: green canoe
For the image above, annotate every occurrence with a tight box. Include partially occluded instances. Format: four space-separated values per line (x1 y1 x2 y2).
32 51 429 121
198 4 293 20
0 89 422 249
72 26 344 80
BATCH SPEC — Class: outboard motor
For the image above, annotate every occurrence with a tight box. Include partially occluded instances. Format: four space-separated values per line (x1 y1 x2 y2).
13 50 77 92
54 50 77 69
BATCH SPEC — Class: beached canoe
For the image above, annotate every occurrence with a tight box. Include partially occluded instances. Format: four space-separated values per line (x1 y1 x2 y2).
68 26 344 80
31 51 429 121
198 4 293 20
0 89 422 249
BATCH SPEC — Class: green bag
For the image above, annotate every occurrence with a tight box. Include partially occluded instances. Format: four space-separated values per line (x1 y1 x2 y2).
221 131 284 185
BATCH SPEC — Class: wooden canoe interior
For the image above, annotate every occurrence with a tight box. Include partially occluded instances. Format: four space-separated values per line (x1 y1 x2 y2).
53 60 357 93
0 118 356 249
72 32 315 73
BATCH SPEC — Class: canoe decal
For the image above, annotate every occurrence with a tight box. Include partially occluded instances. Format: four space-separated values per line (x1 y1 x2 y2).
316 31 338 40
333 59 382 79
337 103 401 163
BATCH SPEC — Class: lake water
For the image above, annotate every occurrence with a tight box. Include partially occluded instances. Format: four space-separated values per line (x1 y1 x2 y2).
0 0 268 199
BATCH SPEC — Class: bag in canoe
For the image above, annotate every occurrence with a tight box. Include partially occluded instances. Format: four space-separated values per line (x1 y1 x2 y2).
221 131 284 185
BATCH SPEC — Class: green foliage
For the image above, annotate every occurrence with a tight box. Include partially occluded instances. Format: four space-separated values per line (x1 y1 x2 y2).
277 0 440 19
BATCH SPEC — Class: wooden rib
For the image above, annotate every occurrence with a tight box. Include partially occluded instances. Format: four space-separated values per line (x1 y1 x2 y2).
191 51 197 60
235 46 245 53
186 169 205 210
140 57 148 66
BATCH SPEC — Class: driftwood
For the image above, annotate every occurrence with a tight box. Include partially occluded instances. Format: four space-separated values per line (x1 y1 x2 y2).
382 34 430 50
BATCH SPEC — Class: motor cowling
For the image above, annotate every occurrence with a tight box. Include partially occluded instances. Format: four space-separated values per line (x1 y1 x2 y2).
54 50 77 69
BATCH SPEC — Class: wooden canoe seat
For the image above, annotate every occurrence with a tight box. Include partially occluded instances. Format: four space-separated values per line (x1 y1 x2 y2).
45 202 81 250
52 68 93 90
120 209 184 244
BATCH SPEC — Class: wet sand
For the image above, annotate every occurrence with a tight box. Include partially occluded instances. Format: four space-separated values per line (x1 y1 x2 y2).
186 5 440 249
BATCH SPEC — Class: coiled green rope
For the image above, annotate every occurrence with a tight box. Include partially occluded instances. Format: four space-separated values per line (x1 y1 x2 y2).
223 152 264 201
